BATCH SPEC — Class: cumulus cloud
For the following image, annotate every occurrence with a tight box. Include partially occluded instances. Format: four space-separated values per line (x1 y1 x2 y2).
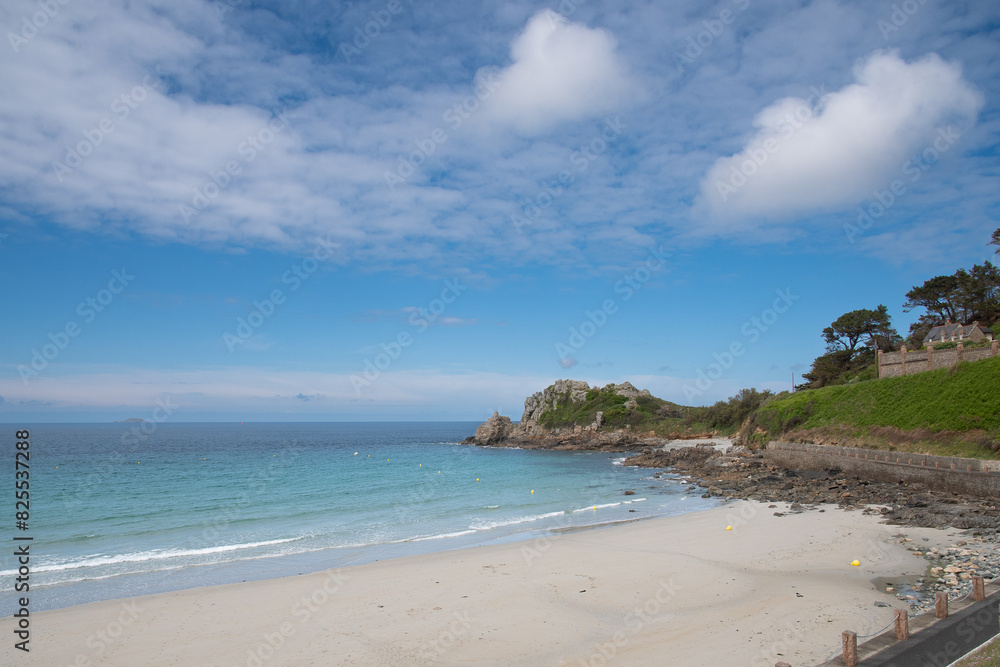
697 51 983 222
480 9 637 134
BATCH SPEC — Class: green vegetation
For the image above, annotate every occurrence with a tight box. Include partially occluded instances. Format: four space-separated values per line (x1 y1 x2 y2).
537 384 772 436
952 634 1000 667
743 356 1000 458
798 305 900 389
682 388 774 434
537 384 679 431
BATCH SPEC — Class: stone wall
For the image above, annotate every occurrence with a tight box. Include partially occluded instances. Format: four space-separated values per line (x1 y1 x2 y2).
765 442 1000 498
878 341 999 379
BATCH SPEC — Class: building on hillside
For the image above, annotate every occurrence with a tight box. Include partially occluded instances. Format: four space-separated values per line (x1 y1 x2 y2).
922 320 994 347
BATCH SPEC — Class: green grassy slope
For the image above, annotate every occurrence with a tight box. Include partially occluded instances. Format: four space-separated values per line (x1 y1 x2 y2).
747 356 1000 458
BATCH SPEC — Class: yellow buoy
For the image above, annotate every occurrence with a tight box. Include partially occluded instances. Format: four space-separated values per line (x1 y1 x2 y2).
725 525 732 531
851 560 861 567
530 490 534 494
593 505 597 511
438 471 441 474
354 452 358 456
477 478 480 481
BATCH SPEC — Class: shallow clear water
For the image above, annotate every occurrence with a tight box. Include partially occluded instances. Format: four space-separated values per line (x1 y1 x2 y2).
1 422 715 613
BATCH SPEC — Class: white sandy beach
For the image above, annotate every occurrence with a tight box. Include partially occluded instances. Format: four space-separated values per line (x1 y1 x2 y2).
4 502 960 667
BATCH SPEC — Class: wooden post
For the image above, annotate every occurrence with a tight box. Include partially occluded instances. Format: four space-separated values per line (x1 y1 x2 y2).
895 609 909 641
775 663 792 667
843 630 858 667
974 576 986 601
927 345 933 370
936 592 948 618
957 341 964 362
900 345 907 376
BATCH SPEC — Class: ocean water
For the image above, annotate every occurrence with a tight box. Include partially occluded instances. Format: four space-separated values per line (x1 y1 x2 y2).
1 423 715 614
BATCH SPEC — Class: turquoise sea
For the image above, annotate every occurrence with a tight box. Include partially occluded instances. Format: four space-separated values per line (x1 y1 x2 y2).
2 423 715 614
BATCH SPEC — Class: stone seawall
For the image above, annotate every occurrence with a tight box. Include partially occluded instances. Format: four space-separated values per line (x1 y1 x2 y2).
765 442 1000 499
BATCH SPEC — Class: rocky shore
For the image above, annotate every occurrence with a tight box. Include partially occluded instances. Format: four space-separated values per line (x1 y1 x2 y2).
623 446 1000 532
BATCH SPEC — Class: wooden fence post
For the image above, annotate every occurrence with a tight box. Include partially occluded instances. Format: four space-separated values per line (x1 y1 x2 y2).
895 609 909 641
936 592 948 618
843 630 858 667
974 576 985 602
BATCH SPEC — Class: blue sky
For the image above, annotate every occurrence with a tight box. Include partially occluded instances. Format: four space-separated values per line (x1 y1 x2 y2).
1 0 998 422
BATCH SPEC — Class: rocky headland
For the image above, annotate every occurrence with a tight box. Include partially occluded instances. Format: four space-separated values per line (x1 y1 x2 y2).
463 379 712 450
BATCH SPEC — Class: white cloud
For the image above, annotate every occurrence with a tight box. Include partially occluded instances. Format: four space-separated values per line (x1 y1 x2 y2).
479 9 637 134
697 51 984 223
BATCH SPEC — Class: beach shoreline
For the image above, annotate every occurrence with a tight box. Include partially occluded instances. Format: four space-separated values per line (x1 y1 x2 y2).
2 501 964 666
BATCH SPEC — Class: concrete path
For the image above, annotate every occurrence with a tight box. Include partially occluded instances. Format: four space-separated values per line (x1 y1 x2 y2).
659 437 733 452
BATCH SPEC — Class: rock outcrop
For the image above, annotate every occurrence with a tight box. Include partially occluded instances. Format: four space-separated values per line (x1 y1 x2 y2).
473 411 515 446
520 379 590 426
467 379 656 450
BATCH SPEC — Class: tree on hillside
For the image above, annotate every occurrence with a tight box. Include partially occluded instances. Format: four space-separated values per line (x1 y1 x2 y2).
799 306 901 389
904 261 1000 331
955 262 1000 324
903 275 960 323
822 305 901 354
991 228 1000 253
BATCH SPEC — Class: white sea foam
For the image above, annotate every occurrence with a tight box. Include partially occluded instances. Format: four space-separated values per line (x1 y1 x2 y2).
408 530 478 542
572 502 621 513
468 511 565 531
0 537 303 576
